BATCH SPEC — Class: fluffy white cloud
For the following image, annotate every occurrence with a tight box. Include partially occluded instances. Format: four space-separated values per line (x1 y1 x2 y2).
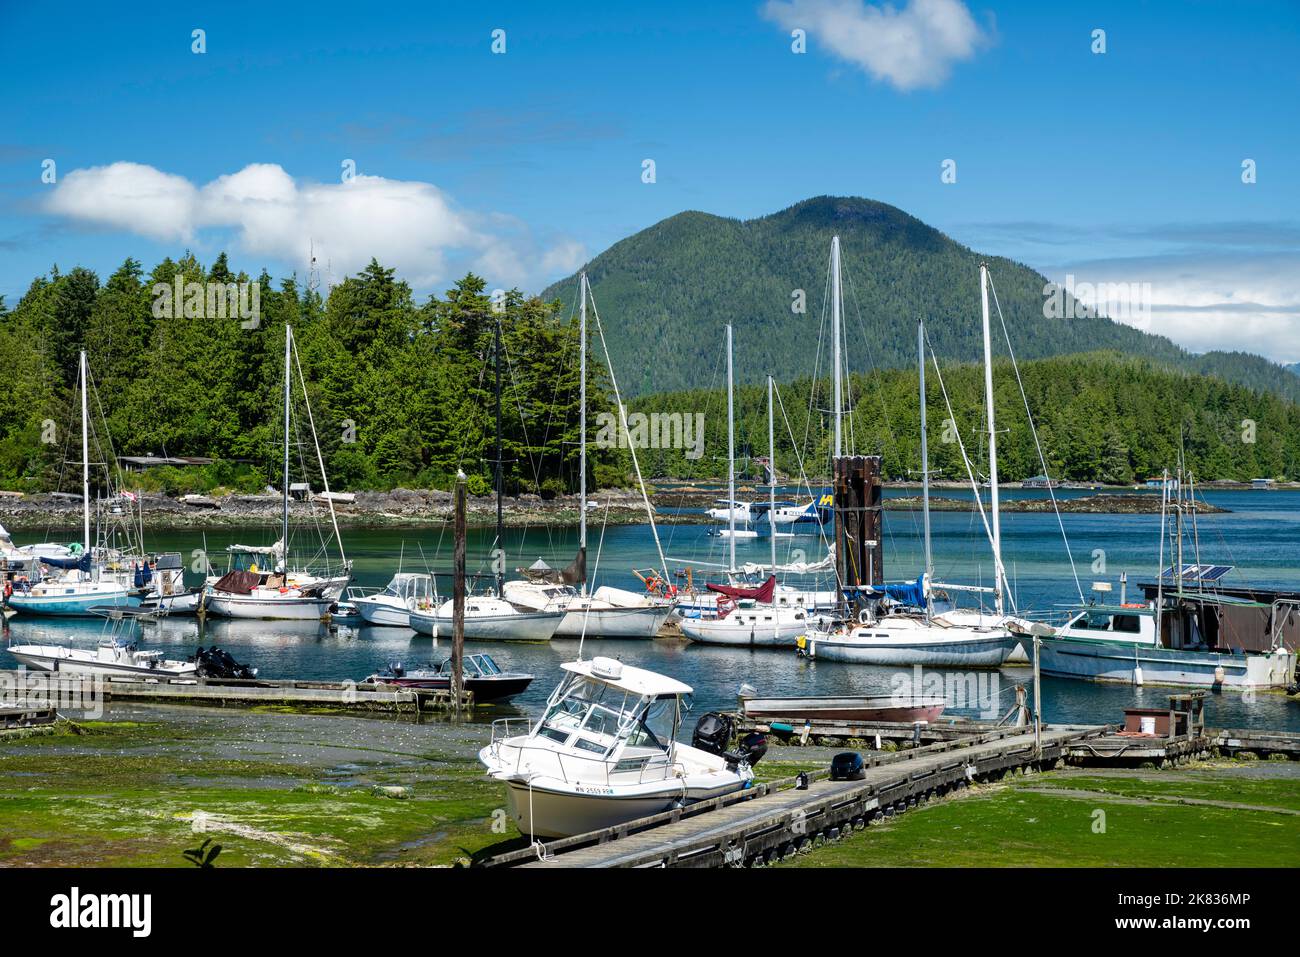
43 161 581 291
1046 253 1300 364
763 0 988 91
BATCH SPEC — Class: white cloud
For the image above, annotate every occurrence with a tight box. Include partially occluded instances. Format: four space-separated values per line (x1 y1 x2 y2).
43 161 579 292
1046 253 1300 364
762 0 988 91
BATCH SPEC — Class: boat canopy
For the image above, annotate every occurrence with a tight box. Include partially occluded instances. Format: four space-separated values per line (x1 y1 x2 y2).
227 540 285 558
560 658 692 697
707 575 776 603
213 569 261 595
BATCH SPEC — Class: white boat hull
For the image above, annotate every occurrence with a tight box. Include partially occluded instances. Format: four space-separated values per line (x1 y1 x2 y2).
205 593 333 621
804 628 1020 667
553 603 673 639
355 598 411 627
408 609 564 641
679 612 810 647
7 644 197 678
1037 637 1296 689
500 775 746 839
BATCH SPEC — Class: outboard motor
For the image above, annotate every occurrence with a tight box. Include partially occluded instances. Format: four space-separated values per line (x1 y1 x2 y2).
390 661 405 678
830 751 866 781
736 731 767 767
691 711 735 757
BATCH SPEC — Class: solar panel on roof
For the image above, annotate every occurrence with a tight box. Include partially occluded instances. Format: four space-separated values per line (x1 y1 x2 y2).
1159 563 1233 582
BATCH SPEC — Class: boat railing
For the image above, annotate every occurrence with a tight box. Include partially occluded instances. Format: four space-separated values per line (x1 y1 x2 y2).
491 725 691 788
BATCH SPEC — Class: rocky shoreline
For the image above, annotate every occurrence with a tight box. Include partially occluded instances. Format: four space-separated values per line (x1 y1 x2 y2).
0 485 1232 529
0 488 673 530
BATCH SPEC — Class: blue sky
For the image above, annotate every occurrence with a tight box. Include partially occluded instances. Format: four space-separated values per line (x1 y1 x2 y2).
2 1 1297 360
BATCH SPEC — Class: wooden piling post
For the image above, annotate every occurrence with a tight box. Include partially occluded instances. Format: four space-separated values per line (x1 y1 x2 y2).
452 469 467 711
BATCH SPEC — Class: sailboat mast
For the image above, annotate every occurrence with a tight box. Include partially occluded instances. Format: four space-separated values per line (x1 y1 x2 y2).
80 350 90 558
918 319 933 613
579 273 588 576
768 374 777 570
979 264 1005 616
726 324 736 574
831 236 843 459
282 326 291 563
494 311 504 597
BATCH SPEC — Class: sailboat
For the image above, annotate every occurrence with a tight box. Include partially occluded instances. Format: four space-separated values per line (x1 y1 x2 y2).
6 352 140 617
205 325 350 620
800 267 1026 667
502 272 674 639
680 328 818 647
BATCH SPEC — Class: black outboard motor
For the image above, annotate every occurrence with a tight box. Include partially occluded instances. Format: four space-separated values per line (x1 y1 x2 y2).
830 751 866 781
736 731 767 767
692 712 735 757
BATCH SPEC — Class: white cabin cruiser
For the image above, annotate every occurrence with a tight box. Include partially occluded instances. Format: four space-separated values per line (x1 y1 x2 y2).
407 595 564 641
480 656 759 839
349 572 433 627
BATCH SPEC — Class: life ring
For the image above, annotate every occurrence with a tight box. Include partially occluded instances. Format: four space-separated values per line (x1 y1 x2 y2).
644 573 664 595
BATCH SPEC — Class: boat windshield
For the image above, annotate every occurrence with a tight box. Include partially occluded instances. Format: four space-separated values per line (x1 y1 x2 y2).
472 654 502 675
538 675 644 746
623 694 679 752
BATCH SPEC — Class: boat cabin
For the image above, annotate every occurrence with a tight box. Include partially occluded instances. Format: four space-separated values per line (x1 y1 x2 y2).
1059 604 1158 646
531 658 692 774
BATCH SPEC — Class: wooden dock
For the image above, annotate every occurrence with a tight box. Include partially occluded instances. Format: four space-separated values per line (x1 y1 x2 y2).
0 670 472 714
481 723 1111 869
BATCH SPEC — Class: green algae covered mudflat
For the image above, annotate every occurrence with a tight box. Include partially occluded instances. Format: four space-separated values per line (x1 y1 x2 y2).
777 763 1300 868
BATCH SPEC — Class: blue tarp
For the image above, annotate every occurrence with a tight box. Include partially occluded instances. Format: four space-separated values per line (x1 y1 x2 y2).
843 574 927 609
41 552 91 572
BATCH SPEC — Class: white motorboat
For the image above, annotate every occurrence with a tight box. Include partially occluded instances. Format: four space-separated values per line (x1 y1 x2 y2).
6 638 197 678
480 656 759 839
408 595 564 641
349 572 433 627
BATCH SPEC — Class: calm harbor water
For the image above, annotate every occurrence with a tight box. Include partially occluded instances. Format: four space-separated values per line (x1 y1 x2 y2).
5 485 1299 732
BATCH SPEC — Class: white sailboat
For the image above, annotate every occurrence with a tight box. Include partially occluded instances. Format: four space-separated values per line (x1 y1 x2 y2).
6 352 138 617
500 272 674 639
480 656 758 839
205 326 349 620
680 327 815 646
802 267 1025 667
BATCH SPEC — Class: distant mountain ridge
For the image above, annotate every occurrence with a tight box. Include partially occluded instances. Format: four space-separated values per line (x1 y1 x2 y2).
543 196 1300 403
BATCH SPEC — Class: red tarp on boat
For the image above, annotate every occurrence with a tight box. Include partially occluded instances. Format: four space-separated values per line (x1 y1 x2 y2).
706 575 776 603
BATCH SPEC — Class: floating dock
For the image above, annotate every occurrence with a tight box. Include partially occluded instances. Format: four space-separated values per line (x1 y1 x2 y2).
0 670 472 714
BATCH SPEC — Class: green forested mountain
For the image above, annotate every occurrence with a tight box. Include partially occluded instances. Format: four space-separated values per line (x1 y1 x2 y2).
0 257 622 495
2 205 1297 497
542 196 1300 404
628 351 1300 484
